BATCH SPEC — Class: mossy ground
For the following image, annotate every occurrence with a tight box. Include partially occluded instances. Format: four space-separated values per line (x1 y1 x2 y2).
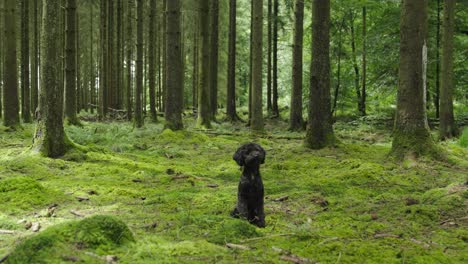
0 118 466 263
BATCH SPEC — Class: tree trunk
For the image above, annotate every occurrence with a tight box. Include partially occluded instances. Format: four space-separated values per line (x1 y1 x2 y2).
192 19 198 111
0 0 3 119
126 0 133 120
332 17 345 116
165 0 183 130
248 0 253 124
391 0 436 158
434 0 441 118
350 12 363 116
148 0 158 122
197 0 212 128
77 12 82 113
289 0 304 131
267 0 272 112
361 6 367 116
65 0 79 125
33 0 69 158
209 0 219 118
90 2 95 114
135 0 144 127
3 0 20 128
271 0 279 117
21 0 31 123
117 0 123 110
31 0 39 116
251 0 264 132
305 0 335 149
99 0 108 119
439 0 457 139
226 0 239 121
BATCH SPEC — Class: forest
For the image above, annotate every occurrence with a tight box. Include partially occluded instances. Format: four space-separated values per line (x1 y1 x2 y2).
0 0 467 263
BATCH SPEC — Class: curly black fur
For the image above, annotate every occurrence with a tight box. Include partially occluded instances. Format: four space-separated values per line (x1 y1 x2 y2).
231 143 266 227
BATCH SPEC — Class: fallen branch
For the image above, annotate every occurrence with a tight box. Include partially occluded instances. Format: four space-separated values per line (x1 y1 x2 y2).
0 253 10 263
70 210 86 217
226 243 252 251
273 196 289 202
240 233 296 242
0 230 15 235
373 233 401 239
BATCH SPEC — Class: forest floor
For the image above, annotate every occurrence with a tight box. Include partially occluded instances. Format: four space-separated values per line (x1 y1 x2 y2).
0 115 467 263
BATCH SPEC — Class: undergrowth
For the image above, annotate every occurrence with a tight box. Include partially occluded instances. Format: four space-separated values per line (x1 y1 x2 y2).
0 118 466 263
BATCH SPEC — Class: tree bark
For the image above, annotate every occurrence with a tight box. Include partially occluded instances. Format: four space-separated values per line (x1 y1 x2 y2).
99 0 108 119
135 0 144 127
267 0 272 112
65 0 80 125
350 12 363 116
226 0 239 121
439 0 457 139
289 0 304 131
2 0 20 128
305 0 335 149
148 0 158 122
126 0 133 120
434 0 441 118
197 0 212 128
391 0 436 158
209 0 219 118
361 6 367 116
31 0 39 116
165 0 183 130
251 0 264 132
33 0 70 158
21 0 31 123
271 0 279 117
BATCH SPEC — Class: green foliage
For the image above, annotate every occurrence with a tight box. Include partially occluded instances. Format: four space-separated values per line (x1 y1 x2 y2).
459 127 468 148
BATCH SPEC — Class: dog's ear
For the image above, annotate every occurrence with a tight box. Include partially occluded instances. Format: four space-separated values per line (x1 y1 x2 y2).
233 147 245 166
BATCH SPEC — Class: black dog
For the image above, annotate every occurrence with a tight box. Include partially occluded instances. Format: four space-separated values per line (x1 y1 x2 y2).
231 143 266 227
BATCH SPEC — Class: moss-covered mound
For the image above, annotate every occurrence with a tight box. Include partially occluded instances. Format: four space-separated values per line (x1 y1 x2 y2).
6 215 134 264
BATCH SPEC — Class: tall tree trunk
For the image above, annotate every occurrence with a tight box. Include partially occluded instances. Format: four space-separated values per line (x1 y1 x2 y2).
3 0 20 128
126 0 133 120
89 3 95 114
267 0 272 112
0 0 3 118
209 0 219 118
21 0 31 123
117 0 123 110
439 0 457 139
65 0 80 125
350 12 363 116
305 0 335 149
361 6 367 116
162 0 167 113
108 0 115 110
148 0 157 122
33 0 69 158
31 0 39 117
192 19 198 111
251 0 264 131
391 0 436 158
165 0 183 130
77 12 82 113
197 0 212 128
248 0 253 124
226 0 239 121
99 0 108 119
271 0 279 117
135 0 144 127
332 17 345 116
434 0 441 118
289 0 304 131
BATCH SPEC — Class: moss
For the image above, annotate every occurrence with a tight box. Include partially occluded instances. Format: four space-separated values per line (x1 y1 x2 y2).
0 177 64 213
7 215 134 263
207 219 260 245
390 127 442 160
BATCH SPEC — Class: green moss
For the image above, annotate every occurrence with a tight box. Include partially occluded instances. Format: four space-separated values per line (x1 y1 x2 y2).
207 219 260 245
7 215 134 263
0 177 63 213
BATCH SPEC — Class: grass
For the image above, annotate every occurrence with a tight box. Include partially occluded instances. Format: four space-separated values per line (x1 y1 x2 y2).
0 117 467 263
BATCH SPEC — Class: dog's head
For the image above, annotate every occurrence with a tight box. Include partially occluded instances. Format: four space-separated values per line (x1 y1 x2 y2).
233 143 266 167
